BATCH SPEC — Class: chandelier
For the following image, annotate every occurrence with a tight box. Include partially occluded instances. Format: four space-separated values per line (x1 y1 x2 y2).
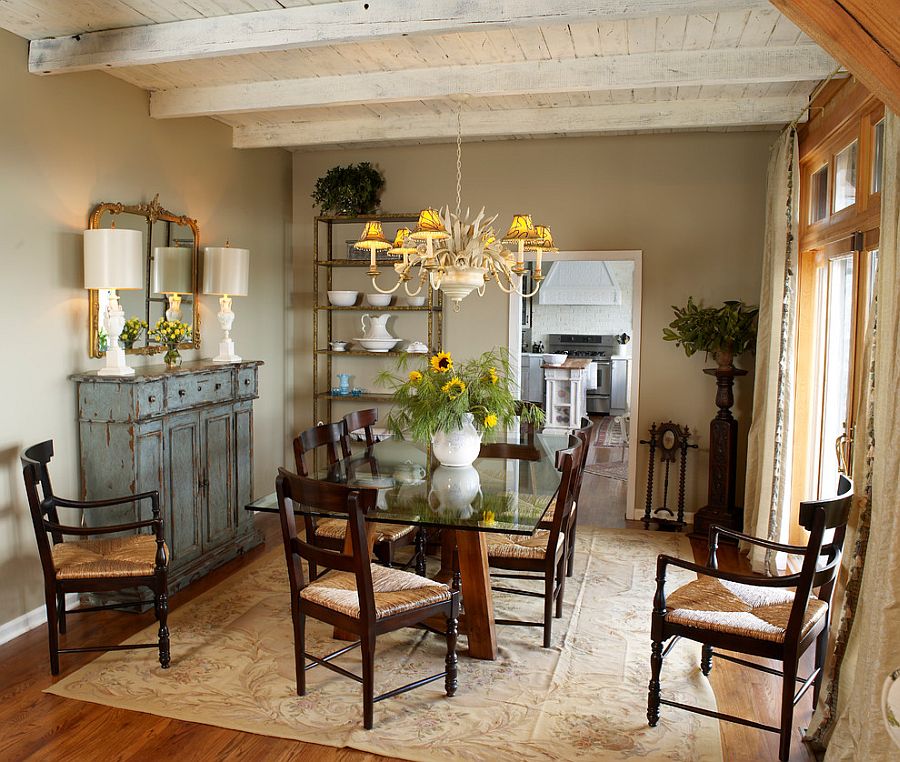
355 114 558 310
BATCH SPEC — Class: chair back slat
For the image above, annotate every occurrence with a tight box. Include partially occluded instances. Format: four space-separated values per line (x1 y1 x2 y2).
276 469 377 617
342 408 379 452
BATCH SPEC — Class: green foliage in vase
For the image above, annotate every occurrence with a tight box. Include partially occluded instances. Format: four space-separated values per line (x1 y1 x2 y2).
149 317 192 348
311 162 386 216
377 348 544 442
662 298 759 361
120 317 148 348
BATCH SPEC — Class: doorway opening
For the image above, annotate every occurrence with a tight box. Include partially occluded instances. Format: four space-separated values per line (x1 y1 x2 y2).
507 250 642 523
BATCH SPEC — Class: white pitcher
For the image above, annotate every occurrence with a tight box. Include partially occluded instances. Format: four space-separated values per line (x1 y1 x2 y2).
360 314 396 340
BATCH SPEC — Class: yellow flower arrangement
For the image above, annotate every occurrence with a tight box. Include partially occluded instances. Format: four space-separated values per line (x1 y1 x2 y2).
408 370 423 383
488 367 499 384
430 351 453 373
442 377 466 400
483 413 498 428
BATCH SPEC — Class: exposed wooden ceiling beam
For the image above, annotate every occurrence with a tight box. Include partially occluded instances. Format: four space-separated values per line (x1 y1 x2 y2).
233 96 808 149
29 0 771 75
151 46 833 119
770 0 900 113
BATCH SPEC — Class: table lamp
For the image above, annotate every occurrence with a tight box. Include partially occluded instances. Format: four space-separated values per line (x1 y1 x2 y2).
202 243 249 363
84 227 143 376
151 246 192 321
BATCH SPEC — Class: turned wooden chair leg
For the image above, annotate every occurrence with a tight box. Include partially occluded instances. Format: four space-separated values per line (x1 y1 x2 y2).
701 644 713 676
779 655 798 761
45 589 60 676
56 592 67 634
294 603 306 696
647 639 663 727
362 635 376 730
543 571 554 648
813 627 828 708
415 528 427 577
445 606 459 697
156 586 171 669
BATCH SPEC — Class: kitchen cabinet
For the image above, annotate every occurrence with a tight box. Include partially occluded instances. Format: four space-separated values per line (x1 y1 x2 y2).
610 357 630 416
71 360 262 594
543 358 590 434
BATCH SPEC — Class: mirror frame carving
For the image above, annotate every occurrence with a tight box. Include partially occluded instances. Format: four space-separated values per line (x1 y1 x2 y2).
88 194 201 358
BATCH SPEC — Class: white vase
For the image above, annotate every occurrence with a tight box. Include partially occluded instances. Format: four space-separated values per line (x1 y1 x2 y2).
431 413 483 467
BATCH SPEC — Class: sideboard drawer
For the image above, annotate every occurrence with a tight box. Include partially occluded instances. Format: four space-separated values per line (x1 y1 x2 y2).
237 367 257 398
166 371 234 410
136 381 165 418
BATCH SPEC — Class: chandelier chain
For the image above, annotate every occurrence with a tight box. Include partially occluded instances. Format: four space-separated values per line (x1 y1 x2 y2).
455 108 462 219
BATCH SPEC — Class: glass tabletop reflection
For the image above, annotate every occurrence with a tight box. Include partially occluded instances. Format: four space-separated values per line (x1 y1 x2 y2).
245 433 564 536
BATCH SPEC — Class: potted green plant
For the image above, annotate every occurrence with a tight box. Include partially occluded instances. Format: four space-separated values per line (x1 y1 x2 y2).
311 162 386 216
662 298 758 369
377 348 544 467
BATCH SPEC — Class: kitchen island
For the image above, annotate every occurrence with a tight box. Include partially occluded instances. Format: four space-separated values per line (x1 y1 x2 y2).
542 357 591 434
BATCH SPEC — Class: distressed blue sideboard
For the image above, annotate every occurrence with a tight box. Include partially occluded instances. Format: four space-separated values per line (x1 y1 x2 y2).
70 359 264 593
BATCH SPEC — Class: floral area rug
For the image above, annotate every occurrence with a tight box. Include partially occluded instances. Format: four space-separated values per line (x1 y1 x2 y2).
46 529 722 761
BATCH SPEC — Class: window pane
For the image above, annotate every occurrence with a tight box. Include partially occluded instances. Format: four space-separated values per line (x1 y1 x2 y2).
872 119 885 194
810 165 829 223
833 140 858 212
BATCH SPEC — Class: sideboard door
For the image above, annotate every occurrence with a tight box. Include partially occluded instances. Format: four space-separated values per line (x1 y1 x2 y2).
201 404 236 550
166 411 203 567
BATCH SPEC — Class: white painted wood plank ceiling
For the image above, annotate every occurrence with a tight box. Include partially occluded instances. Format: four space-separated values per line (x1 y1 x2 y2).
0 1 836 150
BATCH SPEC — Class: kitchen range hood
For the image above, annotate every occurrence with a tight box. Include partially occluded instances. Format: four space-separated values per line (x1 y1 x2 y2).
537 261 621 305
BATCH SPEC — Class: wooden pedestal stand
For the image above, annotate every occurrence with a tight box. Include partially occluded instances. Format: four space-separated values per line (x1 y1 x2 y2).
691 366 747 541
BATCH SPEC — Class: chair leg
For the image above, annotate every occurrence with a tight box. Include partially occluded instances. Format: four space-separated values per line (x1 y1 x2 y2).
45 590 60 676
566 508 578 578
156 583 170 669
779 655 798 761
362 635 376 729
415 528 427 577
543 570 554 648
445 608 459 697
555 555 566 619
701 644 713 676
56 592 67 634
647 639 663 726
813 627 828 708
294 603 306 696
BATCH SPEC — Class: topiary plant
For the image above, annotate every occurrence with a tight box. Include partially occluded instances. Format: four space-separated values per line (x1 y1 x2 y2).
663 298 758 369
311 162 386 216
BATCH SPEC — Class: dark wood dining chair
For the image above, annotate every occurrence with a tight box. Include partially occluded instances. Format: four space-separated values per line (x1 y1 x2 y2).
485 434 583 647
539 417 593 577
20 440 170 675
341 407 379 451
293 421 417 569
275 468 460 729
647 475 853 761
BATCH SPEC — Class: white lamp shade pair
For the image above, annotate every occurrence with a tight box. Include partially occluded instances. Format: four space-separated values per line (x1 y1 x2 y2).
151 247 192 295
83 228 143 290
202 246 249 296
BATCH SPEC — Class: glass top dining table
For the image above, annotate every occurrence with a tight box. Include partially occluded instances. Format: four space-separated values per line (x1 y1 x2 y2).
245 431 567 536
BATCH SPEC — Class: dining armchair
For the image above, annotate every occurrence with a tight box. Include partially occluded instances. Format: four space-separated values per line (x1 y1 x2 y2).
647 475 853 761
486 434 583 647
293 421 417 570
539 417 593 577
275 468 460 729
21 440 170 675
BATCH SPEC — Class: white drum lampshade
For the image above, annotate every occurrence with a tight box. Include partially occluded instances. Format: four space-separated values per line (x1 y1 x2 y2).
83 227 143 377
202 244 250 363
151 247 192 294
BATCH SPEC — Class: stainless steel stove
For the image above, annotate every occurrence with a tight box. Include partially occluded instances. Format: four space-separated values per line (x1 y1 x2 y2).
546 334 617 414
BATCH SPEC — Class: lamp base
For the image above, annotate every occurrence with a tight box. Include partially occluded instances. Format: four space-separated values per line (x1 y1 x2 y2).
213 338 241 364
98 346 135 376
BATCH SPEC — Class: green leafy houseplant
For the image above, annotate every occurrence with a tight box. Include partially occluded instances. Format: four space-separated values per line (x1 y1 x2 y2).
376 348 544 442
311 162 386 216
663 298 759 368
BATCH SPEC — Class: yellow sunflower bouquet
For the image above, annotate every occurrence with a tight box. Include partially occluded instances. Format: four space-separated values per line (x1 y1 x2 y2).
377 347 544 442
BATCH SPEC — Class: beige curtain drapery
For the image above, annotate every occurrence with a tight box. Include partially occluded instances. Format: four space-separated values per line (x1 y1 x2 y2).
742 128 798 573
807 110 900 760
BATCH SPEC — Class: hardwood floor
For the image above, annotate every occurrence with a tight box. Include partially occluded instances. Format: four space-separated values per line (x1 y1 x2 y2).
0 458 817 761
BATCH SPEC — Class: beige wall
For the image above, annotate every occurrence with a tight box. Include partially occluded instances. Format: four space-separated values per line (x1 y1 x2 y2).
293 130 774 517
0 28 291 629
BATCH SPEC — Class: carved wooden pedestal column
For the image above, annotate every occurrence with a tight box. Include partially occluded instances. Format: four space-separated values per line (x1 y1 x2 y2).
691 366 747 541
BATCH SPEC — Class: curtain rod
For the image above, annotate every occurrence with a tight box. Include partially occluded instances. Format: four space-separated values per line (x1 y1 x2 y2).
789 64 847 130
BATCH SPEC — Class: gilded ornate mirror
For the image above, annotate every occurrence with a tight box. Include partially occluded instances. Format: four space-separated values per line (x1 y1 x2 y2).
88 195 200 358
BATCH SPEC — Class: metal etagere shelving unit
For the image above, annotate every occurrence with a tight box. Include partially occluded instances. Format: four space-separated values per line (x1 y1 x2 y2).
312 213 444 426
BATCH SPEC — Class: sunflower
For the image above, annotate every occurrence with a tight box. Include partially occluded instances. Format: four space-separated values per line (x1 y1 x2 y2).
408 370 423 384
430 351 453 373
442 377 466 400
483 413 498 428
486 367 499 385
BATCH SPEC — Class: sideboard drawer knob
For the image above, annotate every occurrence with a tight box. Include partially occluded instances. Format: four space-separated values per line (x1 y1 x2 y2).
149 395 157 403
215 383 222 390
178 390 186 398
244 379 250 386
197 385 202 392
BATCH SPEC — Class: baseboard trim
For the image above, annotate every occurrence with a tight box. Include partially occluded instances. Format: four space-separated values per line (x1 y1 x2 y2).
0 594 80 647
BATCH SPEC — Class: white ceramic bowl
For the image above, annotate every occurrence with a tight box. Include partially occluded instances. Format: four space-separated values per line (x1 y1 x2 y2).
365 293 392 307
354 337 401 352
542 353 567 366
327 290 359 307
403 296 426 307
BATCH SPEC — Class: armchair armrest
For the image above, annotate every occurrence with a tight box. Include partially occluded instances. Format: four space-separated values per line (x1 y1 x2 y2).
52 490 159 511
44 518 162 536
707 524 807 569
653 553 802 617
